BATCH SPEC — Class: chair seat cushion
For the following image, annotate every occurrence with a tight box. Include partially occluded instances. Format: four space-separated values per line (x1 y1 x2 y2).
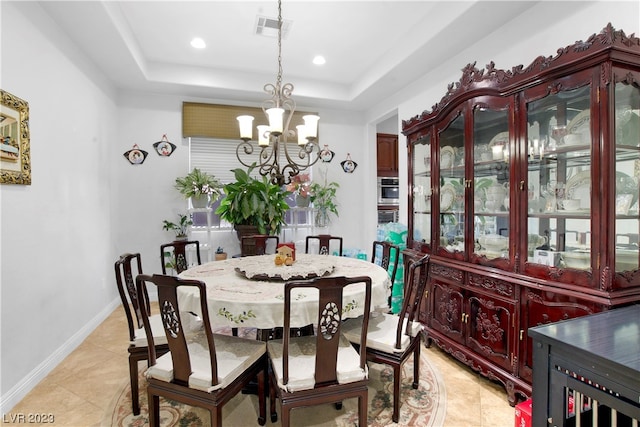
132 314 168 347
267 334 368 393
146 333 266 393
342 312 422 354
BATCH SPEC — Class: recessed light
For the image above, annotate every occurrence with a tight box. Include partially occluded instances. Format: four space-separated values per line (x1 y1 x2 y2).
191 38 206 49
312 55 326 65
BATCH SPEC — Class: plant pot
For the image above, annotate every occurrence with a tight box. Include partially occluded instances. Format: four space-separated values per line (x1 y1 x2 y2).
234 224 260 241
315 209 330 228
174 235 188 241
295 195 310 207
215 252 227 261
191 195 209 209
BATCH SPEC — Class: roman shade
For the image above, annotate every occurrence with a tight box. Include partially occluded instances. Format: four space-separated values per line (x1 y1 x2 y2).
182 102 314 140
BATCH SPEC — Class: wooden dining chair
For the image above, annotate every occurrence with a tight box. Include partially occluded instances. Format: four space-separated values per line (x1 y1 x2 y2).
267 275 372 427
342 254 430 423
371 240 400 305
241 234 279 256
160 240 201 274
305 234 343 256
114 253 170 416
136 273 268 427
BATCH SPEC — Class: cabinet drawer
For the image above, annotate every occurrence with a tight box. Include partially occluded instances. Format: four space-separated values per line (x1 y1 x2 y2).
430 262 464 284
468 272 515 300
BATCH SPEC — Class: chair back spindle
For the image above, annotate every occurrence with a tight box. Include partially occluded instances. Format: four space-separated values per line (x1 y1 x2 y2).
115 253 170 417
160 240 201 274
136 274 218 386
115 253 149 339
371 240 400 283
305 234 343 256
395 255 430 349
281 276 371 387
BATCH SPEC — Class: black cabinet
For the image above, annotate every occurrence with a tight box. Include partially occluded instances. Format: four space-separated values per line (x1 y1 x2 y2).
529 305 640 426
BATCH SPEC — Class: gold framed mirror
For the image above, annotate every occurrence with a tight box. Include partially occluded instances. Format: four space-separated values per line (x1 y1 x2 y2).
1 89 31 185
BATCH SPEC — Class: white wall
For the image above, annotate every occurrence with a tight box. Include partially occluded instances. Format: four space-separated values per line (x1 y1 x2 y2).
368 1 640 227
1 0 638 413
115 92 371 269
1 2 119 408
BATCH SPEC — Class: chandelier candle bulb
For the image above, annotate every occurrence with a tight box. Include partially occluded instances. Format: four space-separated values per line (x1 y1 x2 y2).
266 107 284 135
257 125 270 146
296 125 307 145
303 114 319 139
237 115 254 140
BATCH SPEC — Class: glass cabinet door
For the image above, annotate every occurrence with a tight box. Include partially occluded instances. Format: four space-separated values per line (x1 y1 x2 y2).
614 80 640 273
526 84 592 269
473 107 510 260
438 113 465 254
412 134 432 246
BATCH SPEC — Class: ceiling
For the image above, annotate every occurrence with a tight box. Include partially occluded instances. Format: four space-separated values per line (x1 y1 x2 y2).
38 1 540 111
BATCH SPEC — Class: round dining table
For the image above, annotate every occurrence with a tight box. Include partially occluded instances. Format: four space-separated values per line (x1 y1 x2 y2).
177 253 391 329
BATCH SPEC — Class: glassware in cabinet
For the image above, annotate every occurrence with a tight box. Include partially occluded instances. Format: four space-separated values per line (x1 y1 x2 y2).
438 113 465 253
412 134 432 246
613 81 640 273
526 85 593 269
473 107 510 260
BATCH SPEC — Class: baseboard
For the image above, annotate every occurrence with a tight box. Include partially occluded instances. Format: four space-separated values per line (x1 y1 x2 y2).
0 298 121 414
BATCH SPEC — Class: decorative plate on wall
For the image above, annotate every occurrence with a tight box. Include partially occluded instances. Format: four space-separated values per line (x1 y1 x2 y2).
341 153 357 173
123 144 148 165
320 145 334 163
153 134 176 157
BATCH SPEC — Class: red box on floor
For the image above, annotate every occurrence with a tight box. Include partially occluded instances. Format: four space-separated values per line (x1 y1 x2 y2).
514 398 532 427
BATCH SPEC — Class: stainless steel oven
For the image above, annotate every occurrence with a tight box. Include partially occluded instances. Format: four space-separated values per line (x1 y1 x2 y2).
377 177 399 205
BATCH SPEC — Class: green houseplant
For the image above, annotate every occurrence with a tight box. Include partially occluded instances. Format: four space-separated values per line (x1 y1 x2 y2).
162 213 192 240
310 179 339 227
215 165 290 236
174 168 223 208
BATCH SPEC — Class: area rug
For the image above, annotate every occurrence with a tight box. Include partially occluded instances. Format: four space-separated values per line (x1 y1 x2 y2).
105 330 446 426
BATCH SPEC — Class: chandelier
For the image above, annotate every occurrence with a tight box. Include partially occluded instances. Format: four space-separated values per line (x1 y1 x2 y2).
236 0 320 186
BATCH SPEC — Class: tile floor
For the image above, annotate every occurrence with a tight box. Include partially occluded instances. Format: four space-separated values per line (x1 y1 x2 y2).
2 306 516 426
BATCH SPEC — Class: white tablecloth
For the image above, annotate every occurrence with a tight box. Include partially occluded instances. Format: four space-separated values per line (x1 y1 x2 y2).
178 254 391 329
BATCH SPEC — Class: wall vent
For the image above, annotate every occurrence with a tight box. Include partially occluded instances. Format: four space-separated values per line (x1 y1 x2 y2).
255 15 292 38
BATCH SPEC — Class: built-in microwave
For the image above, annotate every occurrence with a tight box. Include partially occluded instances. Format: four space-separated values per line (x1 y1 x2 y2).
377 177 399 205
378 209 399 224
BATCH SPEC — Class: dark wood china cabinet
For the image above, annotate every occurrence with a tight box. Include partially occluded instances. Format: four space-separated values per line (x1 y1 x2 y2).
401 24 640 405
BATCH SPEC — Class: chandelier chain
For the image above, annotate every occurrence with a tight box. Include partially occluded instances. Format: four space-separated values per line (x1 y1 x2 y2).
276 0 283 105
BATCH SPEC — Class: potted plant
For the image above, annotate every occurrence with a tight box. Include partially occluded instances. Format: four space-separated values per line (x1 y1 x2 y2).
162 213 192 240
174 168 223 208
215 246 227 261
310 178 339 228
215 165 290 237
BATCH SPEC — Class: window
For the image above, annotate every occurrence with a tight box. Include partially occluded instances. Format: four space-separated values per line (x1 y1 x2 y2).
187 137 314 235
188 137 238 228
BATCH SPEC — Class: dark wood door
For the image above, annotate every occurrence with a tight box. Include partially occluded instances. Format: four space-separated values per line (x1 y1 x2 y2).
377 133 398 176
466 290 516 373
430 279 465 344
518 287 597 383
